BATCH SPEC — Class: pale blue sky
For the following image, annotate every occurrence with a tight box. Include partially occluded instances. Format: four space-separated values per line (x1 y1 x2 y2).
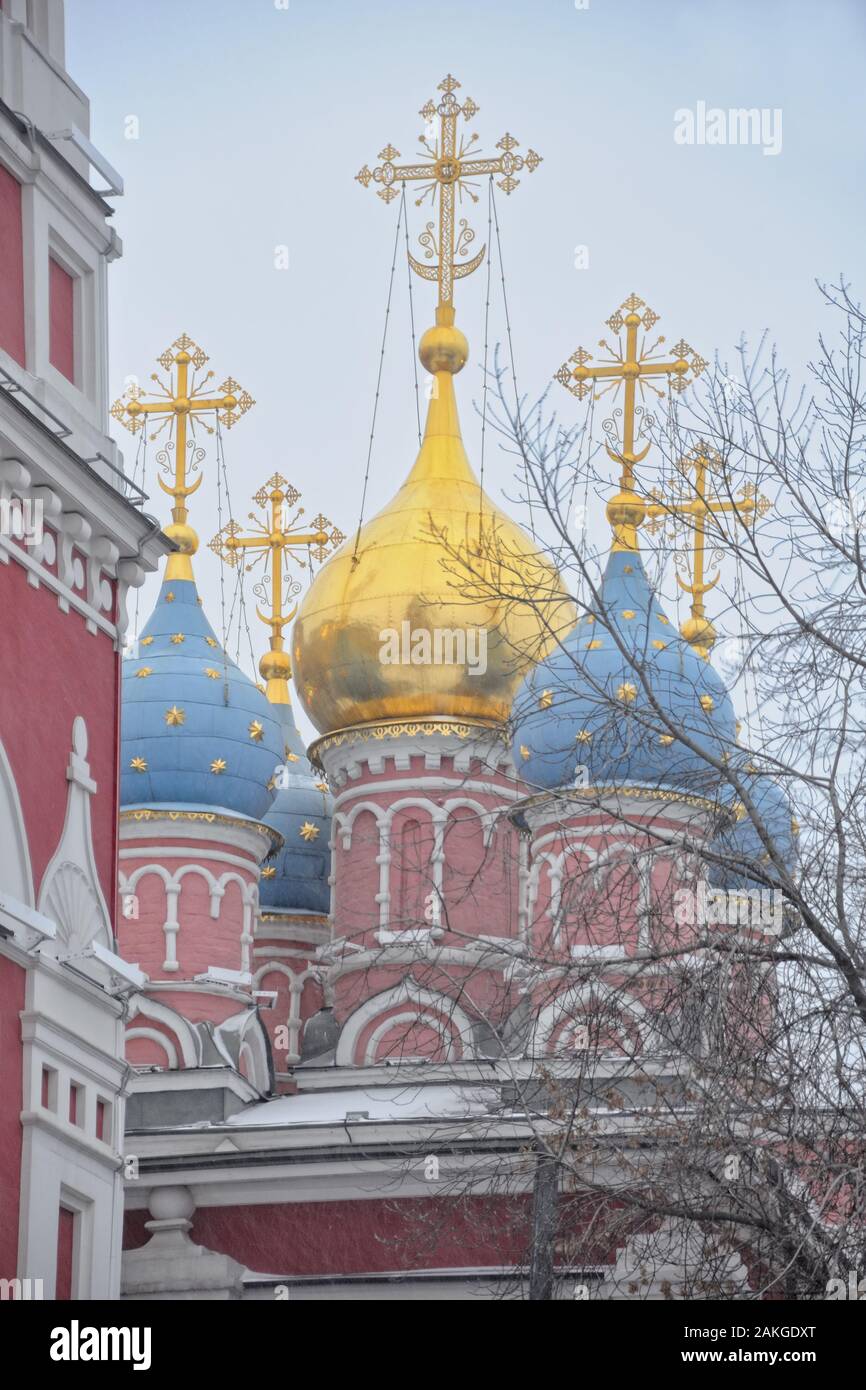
66 0 866 739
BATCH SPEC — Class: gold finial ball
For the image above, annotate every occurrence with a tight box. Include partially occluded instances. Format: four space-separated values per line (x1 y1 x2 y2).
259 649 291 682
606 490 646 532
164 522 199 556
419 323 469 375
174 397 191 415
681 614 718 653
222 394 237 410
176 350 191 365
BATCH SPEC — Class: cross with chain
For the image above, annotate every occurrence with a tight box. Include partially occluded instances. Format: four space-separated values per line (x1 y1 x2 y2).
209 474 344 704
356 74 541 320
111 334 254 580
645 442 770 656
555 294 706 550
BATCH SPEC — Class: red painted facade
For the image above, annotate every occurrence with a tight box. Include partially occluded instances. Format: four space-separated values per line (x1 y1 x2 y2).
48 257 75 383
0 958 24 1279
0 162 25 366
0 554 119 916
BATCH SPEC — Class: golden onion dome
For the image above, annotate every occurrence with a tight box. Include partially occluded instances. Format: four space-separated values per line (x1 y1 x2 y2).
292 314 575 735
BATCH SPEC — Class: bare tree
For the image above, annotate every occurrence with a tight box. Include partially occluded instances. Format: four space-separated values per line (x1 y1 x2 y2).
314 281 866 1300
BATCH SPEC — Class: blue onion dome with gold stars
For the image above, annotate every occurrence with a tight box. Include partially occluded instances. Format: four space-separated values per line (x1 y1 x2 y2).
259 697 332 916
707 774 798 892
511 547 739 798
121 577 284 822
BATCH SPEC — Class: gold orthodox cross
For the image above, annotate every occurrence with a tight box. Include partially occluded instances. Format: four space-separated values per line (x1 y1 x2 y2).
356 74 541 320
209 474 344 704
645 442 770 656
555 294 706 550
111 334 254 581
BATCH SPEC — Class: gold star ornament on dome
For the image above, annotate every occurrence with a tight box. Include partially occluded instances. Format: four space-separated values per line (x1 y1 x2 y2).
164 706 185 726
356 73 541 314
299 821 320 842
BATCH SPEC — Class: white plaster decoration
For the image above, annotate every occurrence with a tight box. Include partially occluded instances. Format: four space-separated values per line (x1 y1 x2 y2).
121 1186 247 1300
125 1028 178 1068
0 737 35 905
529 980 648 1058
252 961 315 1065
38 717 112 954
599 1218 751 1300
125 995 200 1068
118 862 259 974
115 558 149 645
57 512 91 590
87 534 118 615
335 793 500 931
335 982 477 1066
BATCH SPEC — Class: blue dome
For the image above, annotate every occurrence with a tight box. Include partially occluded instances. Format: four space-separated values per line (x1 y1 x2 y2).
121 577 284 822
511 548 738 797
259 698 332 917
707 775 798 891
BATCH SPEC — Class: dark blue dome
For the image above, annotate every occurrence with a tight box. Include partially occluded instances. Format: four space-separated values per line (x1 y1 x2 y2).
121 577 284 822
511 548 738 797
707 775 798 891
259 698 332 917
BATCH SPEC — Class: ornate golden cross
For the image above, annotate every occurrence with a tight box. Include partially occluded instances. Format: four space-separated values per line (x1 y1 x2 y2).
645 442 770 656
209 474 344 704
356 73 541 319
111 334 254 581
555 294 707 551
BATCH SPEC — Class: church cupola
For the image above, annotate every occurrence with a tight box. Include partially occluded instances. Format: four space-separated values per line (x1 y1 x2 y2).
291 74 574 739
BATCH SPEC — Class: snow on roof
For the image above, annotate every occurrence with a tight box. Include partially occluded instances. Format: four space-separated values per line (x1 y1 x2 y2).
222 1084 501 1128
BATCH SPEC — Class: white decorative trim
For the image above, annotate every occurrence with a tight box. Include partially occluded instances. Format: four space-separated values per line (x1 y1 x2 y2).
126 1027 178 1069
335 982 476 1066
0 737 35 905
38 717 112 954
118 862 259 973
126 994 200 1068
252 961 315 1065
530 979 648 1057
334 793 505 930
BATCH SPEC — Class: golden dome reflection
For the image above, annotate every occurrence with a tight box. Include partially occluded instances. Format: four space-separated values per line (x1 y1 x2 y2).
292 319 575 735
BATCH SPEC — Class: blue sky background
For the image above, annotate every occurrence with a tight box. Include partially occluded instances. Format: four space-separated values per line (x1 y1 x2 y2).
67 0 866 738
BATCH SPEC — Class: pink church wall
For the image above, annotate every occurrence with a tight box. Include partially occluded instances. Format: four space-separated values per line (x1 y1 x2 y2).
0 956 24 1281
0 162 25 367
0 546 119 922
124 1194 535 1275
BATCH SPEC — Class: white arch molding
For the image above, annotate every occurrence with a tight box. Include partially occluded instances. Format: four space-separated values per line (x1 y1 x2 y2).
530 979 650 1059
0 737 35 905
125 1027 179 1069
335 982 477 1066
334 796 497 929
118 862 258 972
252 960 318 1066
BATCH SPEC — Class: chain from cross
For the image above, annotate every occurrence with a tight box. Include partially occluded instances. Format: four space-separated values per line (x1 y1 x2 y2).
111 334 254 580
644 442 770 656
209 474 344 704
356 74 541 317
554 294 707 551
